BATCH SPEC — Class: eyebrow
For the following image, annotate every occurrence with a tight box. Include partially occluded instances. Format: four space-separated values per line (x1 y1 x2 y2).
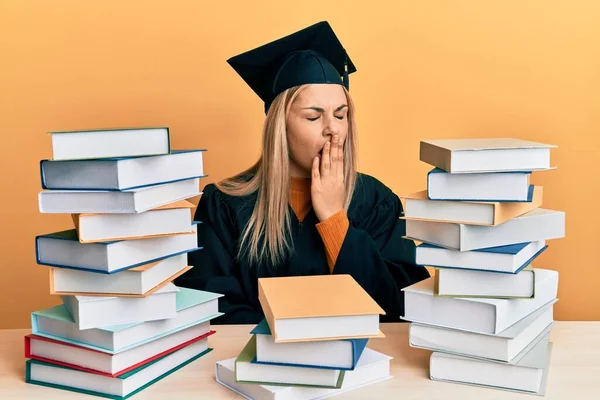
302 105 348 112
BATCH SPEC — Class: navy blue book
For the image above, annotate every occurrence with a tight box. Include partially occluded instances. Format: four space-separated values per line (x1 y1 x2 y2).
249 319 368 371
416 240 548 274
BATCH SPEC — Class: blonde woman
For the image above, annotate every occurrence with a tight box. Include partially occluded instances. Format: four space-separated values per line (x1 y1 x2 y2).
176 21 429 324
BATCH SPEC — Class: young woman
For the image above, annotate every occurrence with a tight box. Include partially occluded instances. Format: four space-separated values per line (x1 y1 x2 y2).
175 21 430 324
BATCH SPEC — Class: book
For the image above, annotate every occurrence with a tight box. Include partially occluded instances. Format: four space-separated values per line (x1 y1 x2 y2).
61 283 179 330
235 335 345 389
38 177 201 214
401 186 542 226
429 335 552 395
36 223 200 274
405 208 565 251
415 240 547 274
32 287 222 353
419 138 556 173
435 267 536 298
216 348 392 400
49 254 190 297
258 275 385 343
409 299 555 362
251 319 368 371
427 168 533 202
72 200 195 243
41 149 205 190
26 338 212 399
25 326 214 377
49 127 170 161
401 269 558 334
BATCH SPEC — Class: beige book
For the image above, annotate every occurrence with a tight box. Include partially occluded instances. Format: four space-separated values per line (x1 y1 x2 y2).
401 186 542 226
258 274 385 343
420 138 557 173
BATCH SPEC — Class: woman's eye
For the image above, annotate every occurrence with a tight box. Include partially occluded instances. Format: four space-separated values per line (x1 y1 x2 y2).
306 116 319 121
335 115 345 120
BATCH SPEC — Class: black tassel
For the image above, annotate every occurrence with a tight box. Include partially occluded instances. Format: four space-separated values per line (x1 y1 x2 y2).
343 50 349 90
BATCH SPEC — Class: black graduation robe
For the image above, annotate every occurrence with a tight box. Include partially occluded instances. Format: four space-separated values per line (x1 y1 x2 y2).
174 172 430 324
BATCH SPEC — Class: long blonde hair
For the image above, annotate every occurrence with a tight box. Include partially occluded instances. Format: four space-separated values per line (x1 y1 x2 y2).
216 84 358 268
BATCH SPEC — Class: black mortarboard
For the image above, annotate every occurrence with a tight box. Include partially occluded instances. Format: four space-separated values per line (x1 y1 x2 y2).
227 21 357 113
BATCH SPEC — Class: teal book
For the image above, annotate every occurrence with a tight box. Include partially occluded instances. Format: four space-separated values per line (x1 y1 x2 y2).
26 340 212 399
31 287 223 353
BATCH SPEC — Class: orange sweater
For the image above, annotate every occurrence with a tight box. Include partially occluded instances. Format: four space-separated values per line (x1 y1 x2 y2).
290 177 349 273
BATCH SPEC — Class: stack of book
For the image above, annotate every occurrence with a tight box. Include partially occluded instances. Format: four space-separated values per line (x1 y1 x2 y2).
400 138 566 396
26 127 223 399
216 274 393 399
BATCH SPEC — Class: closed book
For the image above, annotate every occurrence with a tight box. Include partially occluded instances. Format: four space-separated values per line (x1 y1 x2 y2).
38 177 200 214
24 327 214 377
409 299 555 362
430 334 552 395
36 223 200 274
419 138 556 173
41 149 205 190
26 339 212 400
31 287 222 354
405 208 565 251
72 200 194 243
49 127 170 161
216 348 392 400
251 319 368 371
258 274 385 343
415 240 547 274
435 267 536 298
235 335 345 389
49 254 191 297
402 186 542 226
61 284 179 330
401 269 558 334
427 168 532 202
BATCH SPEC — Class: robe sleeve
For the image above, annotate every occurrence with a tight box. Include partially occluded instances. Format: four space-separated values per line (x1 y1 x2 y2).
332 190 430 322
315 209 350 273
175 184 264 324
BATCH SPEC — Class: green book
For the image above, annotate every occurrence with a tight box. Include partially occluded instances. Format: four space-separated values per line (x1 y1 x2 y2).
26 340 212 399
235 335 345 389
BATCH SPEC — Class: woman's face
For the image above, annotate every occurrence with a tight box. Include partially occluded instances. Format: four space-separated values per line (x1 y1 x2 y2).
286 84 349 178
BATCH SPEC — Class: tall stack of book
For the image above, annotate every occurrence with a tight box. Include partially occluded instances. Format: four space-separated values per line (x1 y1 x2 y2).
400 138 566 396
216 274 393 399
26 127 223 399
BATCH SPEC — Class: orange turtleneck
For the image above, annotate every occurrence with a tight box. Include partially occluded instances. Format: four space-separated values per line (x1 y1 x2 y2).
290 176 349 273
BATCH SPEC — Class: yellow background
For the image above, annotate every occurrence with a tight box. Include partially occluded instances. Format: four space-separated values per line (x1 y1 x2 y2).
1 1 598 328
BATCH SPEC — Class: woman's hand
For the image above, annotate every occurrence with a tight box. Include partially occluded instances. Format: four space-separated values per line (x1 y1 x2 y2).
311 134 345 222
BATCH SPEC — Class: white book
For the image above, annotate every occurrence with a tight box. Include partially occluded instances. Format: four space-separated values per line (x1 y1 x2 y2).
409 299 555 362
420 138 556 173
427 168 532 201
28 323 212 375
73 200 195 243
405 208 565 251
49 254 189 296
401 269 558 334
436 267 536 298
216 348 392 400
26 339 210 398
38 177 200 214
415 240 546 273
252 319 367 370
430 334 552 395
32 287 222 353
41 150 205 190
49 127 170 161
61 284 179 330
36 223 199 273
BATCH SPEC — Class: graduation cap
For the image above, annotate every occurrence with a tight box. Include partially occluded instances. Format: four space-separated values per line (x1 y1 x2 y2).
227 21 357 113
